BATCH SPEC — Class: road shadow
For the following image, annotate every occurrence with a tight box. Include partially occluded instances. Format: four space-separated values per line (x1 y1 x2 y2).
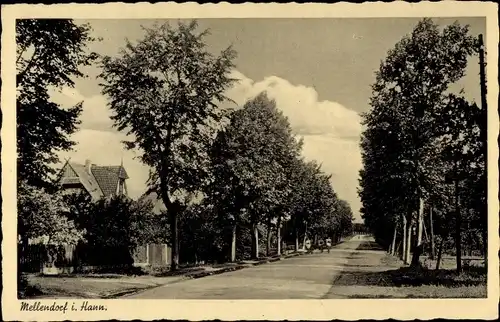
354 241 384 251
334 266 486 287
342 264 379 268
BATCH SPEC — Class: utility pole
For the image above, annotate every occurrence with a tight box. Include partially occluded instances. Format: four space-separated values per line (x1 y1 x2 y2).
478 34 488 260
478 34 487 112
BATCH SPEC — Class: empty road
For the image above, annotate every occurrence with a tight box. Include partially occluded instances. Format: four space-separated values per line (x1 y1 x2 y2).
126 235 384 299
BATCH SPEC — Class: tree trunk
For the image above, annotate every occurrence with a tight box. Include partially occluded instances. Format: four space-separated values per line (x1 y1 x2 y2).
390 223 397 256
402 215 407 261
395 240 402 257
436 234 445 270
404 214 412 265
160 189 180 271
417 199 424 245
302 222 308 250
411 198 424 267
429 206 436 260
170 210 179 271
230 223 237 262
482 228 487 260
294 226 299 252
276 217 282 256
266 217 272 257
252 222 259 259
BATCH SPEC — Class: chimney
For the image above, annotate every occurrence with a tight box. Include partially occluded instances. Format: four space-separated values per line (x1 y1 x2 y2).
85 159 92 174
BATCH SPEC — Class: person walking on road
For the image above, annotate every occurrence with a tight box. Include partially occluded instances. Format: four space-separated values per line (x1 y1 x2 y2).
305 239 313 254
318 238 325 253
326 237 332 253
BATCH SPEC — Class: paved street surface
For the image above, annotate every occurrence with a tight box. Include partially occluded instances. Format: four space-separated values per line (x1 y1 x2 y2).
126 235 387 299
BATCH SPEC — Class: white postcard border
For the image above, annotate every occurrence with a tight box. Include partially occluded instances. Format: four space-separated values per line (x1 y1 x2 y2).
2 2 498 321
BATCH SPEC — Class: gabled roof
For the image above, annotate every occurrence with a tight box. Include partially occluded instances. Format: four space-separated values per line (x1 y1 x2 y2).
91 166 128 197
64 162 104 200
59 160 129 200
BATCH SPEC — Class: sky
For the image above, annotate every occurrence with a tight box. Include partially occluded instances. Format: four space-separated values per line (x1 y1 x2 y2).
51 17 486 223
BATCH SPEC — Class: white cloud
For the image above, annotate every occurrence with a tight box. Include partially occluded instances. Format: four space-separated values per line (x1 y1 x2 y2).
227 70 362 140
50 71 363 222
226 70 363 221
49 86 114 132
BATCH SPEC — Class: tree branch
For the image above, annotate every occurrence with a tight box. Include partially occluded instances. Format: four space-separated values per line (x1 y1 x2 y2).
17 47 39 86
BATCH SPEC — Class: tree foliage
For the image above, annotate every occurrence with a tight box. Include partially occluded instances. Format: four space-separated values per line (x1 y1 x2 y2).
99 20 237 270
16 19 98 188
210 93 303 258
210 92 353 258
359 18 486 267
18 181 85 246
65 193 160 248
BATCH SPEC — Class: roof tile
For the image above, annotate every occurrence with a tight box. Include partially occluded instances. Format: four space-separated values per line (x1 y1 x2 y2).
91 166 127 197
60 161 128 200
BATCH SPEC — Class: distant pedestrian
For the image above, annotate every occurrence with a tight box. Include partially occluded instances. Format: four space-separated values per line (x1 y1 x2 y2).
318 239 325 252
326 237 332 253
305 239 312 254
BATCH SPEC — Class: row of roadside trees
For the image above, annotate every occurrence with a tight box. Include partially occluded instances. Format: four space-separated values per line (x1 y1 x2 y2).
17 19 354 273
358 18 487 273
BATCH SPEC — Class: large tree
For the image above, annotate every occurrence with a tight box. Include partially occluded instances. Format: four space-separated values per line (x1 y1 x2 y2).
286 159 326 249
16 19 98 188
360 18 483 270
210 92 302 259
99 21 236 270
359 106 414 258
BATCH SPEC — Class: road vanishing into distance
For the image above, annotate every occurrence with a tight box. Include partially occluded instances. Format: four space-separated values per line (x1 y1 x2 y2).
126 235 386 299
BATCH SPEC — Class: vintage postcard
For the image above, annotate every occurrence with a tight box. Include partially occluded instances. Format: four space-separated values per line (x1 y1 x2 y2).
1 1 499 321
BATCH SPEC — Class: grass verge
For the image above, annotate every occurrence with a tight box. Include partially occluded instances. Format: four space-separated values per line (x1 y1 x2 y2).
328 253 486 299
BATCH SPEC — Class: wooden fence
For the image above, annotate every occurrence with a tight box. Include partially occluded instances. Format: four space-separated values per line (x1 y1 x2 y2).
19 243 170 274
132 244 171 267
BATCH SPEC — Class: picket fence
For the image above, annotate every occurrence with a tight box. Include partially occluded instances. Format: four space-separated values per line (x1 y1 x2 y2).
19 243 170 274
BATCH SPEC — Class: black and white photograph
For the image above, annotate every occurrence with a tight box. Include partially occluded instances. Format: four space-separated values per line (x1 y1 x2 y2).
2 2 498 321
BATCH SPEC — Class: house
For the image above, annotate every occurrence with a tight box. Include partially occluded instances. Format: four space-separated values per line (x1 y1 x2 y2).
58 159 129 201
20 159 172 274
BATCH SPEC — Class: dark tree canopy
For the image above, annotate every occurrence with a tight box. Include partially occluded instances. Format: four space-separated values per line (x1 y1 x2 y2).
16 19 98 188
211 92 302 221
99 20 237 270
359 18 486 263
